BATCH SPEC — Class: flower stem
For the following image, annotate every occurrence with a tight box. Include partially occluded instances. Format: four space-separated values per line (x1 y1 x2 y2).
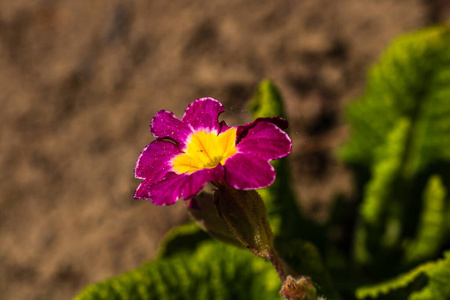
267 250 289 282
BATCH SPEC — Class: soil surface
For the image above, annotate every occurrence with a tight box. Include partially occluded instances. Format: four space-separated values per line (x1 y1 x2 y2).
1 1 449 299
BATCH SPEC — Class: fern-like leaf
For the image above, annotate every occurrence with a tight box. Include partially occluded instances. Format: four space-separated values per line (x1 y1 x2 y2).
341 26 450 271
247 80 306 240
355 262 433 299
409 250 450 300
356 251 450 299
404 175 447 263
360 119 410 226
157 222 211 258
354 119 410 264
340 26 450 174
74 241 281 300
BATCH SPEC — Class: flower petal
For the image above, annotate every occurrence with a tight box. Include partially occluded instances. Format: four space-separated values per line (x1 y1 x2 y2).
134 179 153 199
147 165 224 205
219 120 231 134
134 140 183 199
182 98 224 132
151 110 193 148
224 153 276 189
236 121 292 161
236 117 288 143
135 140 182 180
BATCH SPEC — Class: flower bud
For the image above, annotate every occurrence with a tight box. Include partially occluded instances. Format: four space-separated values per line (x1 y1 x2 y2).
279 276 318 300
213 182 274 258
187 192 243 248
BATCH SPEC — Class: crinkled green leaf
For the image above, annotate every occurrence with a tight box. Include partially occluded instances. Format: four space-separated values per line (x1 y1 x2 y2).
446 206 450 235
248 79 286 120
355 262 433 299
360 119 410 226
341 26 450 270
340 26 450 174
354 119 410 264
248 80 323 245
157 222 211 258
355 250 450 300
404 175 447 263
74 241 281 300
409 251 450 300
247 80 304 237
356 250 450 300
247 80 334 298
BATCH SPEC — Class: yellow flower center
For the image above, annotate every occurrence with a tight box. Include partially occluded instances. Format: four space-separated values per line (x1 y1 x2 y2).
172 128 238 174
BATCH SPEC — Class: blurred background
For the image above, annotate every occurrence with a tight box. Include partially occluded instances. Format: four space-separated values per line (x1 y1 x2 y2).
0 1 449 299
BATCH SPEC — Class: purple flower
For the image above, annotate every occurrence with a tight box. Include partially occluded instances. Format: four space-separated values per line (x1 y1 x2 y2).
134 98 292 205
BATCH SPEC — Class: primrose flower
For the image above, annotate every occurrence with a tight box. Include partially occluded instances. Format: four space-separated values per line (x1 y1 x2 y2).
134 98 292 205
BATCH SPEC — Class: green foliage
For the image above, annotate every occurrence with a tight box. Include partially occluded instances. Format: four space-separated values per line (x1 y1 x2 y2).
341 26 450 275
359 119 410 227
248 80 336 298
248 80 323 246
355 250 450 300
157 222 210 258
404 175 447 263
247 80 301 236
409 251 450 300
446 205 450 235
75 241 281 300
340 26 450 172
76 26 450 300
75 80 324 300
354 119 410 264
248 79 286 120
355 262 433 299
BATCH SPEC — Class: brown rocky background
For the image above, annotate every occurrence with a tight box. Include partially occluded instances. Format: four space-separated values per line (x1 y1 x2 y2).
1 1 449 299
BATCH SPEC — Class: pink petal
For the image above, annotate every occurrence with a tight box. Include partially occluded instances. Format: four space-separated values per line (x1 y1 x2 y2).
182 98 224 132
147 165 224 205
236 117 288 142
151 110 193 148
134 140 183 199
224 153 276 190
236 121 292 161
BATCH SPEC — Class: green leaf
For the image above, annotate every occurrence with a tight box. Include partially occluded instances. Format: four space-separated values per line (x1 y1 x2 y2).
74 241 281 300
354 119 410 264
409 251 450 300
157 222 211 258
340 26 450 174
340 26 450 271
404 175 447 263
446 205 450 235
248 80 321 244
248 80 334 298
248 80 298 235
355 261 433 299
355 250 450 300
360 119 410 226
248 79 286 119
